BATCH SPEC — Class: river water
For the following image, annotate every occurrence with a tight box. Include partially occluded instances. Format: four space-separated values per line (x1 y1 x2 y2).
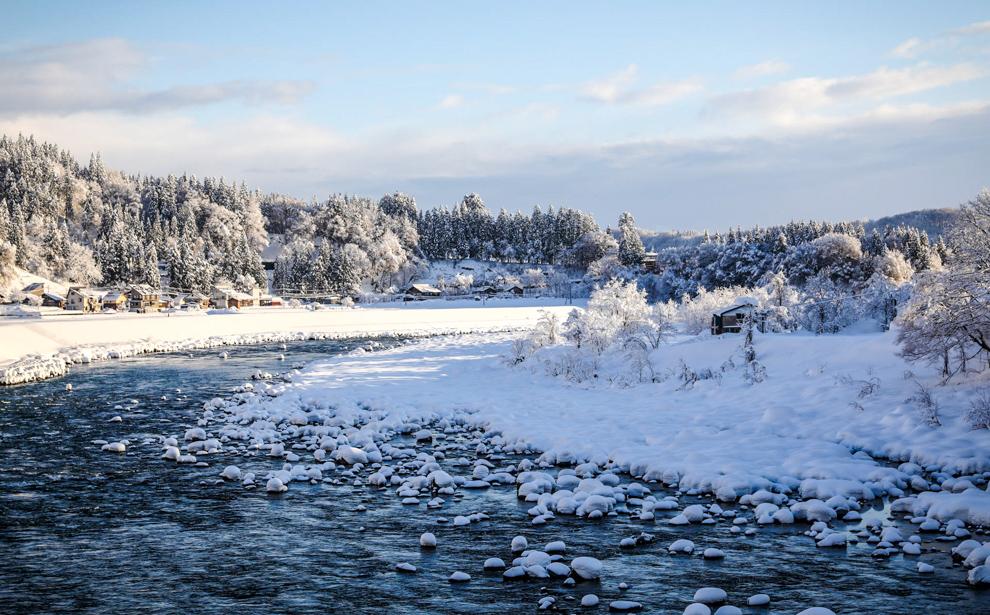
1 339 988 614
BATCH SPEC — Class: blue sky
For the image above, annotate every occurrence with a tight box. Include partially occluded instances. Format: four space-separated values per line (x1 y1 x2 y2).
3 1 989 229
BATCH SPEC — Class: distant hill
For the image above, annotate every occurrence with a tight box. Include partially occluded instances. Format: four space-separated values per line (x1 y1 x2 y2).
862 208 960 239
638 207 961 251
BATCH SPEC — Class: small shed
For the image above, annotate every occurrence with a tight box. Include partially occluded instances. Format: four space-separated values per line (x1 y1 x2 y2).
405 283 441 299
102 290 128 311
66 287 103 312
127 284 160 312
711 298 764 335
259 294 284 307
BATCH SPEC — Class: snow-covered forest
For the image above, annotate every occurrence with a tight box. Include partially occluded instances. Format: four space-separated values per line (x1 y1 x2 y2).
0 133 964 328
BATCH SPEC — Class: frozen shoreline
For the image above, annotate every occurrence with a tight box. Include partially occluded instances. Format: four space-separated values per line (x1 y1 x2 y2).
0 299 579 385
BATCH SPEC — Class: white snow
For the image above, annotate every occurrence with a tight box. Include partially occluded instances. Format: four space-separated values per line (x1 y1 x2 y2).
0 302 577 384
207 330 990 513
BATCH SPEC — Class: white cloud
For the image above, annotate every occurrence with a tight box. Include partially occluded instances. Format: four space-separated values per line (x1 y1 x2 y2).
438 94 464 109
734 60 790 79
890 19 990 58
581 64 701 106
890 37 926 59
0 38 314 115
951 19 990 36
707 63 986 127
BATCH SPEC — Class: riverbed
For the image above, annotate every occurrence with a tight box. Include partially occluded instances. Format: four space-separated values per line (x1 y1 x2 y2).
1 339 987 614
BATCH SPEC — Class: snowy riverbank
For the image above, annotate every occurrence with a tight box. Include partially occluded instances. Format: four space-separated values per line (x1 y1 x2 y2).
201 329 990 525
0 299 579 385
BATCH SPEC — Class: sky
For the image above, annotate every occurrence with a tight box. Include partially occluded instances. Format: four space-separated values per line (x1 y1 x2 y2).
2 1 989 230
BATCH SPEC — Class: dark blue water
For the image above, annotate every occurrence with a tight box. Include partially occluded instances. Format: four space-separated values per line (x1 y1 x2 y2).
1 340 988 614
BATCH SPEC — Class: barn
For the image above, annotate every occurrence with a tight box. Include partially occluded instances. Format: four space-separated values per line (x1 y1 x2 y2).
404 283 441 299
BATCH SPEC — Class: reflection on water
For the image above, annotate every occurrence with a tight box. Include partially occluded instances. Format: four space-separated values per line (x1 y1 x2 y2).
1 340 988 614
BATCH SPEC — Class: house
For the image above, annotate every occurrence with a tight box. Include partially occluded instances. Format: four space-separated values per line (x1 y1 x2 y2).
641 252 660 273
22 282 46 299
184 292 210 309
477 285 499 296
259 294 284 307
404 283 442 299
101 290 128 311
127 284 160 312
41 291 65 308
212 286 255 309
503 284 525 296
711 298 765 335
66 287 103 312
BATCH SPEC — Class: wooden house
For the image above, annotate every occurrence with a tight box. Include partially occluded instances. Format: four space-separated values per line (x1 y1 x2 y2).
503 284 525 296
641 252 660 273
477 285 499 296
711 299 765 335
259 294 284 307
184 292 210 309
41 291 65 308
101 290 128 311
404 283 442 299
212 286 255 309
127 284 160 312
66 287 103 312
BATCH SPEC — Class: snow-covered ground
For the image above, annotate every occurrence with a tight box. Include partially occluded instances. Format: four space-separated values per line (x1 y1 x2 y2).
202 329 990 526
0 299 579 384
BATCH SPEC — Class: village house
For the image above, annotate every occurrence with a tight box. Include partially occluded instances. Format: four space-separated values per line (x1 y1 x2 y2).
212 286 256 309
183 291 211 309
503 283 525 296
641 251 660 273
404 283 442 299
259 294 284 307
66 287 103 312
21 282 46 300
101 289 128 312
711 299 765 335
127 284 160 313
41 291 65 308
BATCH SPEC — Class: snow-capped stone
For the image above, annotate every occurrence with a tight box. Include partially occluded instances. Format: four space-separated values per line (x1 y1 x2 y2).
265 477 287 493
511 536 528 552
101 442 126 453
570 556 603 580
693 588 727 604
668 539 695 554
483 558 505 569
220 465 241 480
448 571 471 583
683 604 711 615
917 562 935 573
747 594 770 606
581 594 600 607
714 607 742 615
395 562 416 573
703 548 725 559
968 565 990 587
420 532 437 548
608 600 642 611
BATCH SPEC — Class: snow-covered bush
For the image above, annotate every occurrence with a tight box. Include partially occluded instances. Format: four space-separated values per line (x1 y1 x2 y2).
965 390 990 430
